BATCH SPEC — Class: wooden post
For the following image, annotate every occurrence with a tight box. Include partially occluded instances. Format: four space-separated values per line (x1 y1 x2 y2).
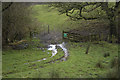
85 43 90 54
48 25 49 34
44 25 45 35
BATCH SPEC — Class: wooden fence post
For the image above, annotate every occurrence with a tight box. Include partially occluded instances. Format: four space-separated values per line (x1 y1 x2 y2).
85 43 90 54
48 25 49 34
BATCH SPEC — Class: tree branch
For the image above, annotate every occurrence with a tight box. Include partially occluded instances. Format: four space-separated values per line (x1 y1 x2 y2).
66 12 82 21
114 2 120 12
56 2 107 20
83 4 101 12
83 2 98 7
2 2 13 12
115 2 120 9
65 2 100 20
68 8 75 14
78 7 99 20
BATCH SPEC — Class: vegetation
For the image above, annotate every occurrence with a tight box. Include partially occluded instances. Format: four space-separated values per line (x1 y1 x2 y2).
50 2 120 42
2 41 118 78
2 3 41 45
2 2 119 78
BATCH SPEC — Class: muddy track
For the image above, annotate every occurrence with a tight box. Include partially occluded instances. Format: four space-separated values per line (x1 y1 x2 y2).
45 55 68 64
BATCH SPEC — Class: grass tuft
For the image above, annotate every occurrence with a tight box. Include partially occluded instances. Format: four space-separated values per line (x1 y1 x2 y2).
103 52 110 57
110 57 118 68
96 61 104 69
106 68 119 78
50 70 60 78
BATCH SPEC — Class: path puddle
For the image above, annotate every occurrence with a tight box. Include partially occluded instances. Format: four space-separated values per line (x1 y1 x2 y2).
24 42 69 64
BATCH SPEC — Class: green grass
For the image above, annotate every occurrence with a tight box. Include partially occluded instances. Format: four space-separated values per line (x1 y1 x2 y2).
2 41 118 78
31 5 69 31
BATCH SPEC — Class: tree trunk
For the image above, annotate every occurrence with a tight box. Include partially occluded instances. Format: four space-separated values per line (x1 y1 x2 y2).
118 13 120 43
4 31 9 45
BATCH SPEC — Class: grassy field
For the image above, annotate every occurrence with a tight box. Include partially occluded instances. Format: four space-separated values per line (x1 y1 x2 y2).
2 41 118 78
31 5 69 31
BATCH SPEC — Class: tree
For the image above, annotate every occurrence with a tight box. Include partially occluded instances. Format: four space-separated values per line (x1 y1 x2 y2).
50 2 120 42
2 2 13 12
2 2 33 45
